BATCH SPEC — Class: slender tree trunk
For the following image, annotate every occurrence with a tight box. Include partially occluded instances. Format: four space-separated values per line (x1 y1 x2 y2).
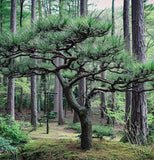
77 0 80 17
18 87 23 112
20 0 24 27
100 72 106 118
58 58 64 125
111 0 115 36
53 0 64 125
31 0 37 128
49 0 51 14
78 0 87 119
54 58 64 125
107 93 115 126
123 0 131 124
7 78 15 119
10 0 17 33
38 0 42 20
80 0 87 16
54 74 59 113
0 0 3 33
131 0 148 144
31 74 37 127
7 0 17 120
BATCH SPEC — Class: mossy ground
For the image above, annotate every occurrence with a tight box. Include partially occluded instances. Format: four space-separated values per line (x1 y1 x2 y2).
0 122 153 160
1 139 153 160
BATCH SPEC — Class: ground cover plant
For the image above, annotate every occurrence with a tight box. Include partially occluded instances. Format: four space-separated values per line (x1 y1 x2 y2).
0 139 153 160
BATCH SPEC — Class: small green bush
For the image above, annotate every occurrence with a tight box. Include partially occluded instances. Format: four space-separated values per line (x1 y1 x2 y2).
65 122 81 133
92 125 114 137
65 122 114 137
0 136 17 160
149 124 154 143
0 115 30 144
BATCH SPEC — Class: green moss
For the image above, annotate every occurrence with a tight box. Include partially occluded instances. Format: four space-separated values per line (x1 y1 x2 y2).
1 139 153 160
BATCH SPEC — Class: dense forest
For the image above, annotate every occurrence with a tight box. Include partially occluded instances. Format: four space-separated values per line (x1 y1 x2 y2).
0 0 154 159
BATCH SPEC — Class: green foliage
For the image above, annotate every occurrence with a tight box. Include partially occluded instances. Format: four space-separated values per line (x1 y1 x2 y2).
0 115 30 144
65 122 114 137
149 124 154 143
0 136 17 160
65 122 81 133
0 84 7 111
1 139 153 160
38 111 57 123
92 125 114 137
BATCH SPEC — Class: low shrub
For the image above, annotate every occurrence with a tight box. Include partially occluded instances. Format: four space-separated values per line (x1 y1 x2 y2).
0 136 18 160
65 122 114 137
0 115 30 144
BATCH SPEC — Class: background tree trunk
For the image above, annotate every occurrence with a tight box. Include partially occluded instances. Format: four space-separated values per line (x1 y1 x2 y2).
0 0 3 33
54 58 64 125
131 0 149 144
111 0 115 36
58 58 64 125
7 0 17 120
100 71 106 118
18 87 23 113
80 0 87 16
123 0 131 124
31 0 37 128
20 0 24 27
38 0 42 20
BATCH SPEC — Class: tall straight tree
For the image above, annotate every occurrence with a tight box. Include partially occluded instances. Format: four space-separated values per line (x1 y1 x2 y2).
111 0 115 36
19 0 25 27
79 0 87 106
7 0 17 120
74 0 87 123
100 72 106 118
80 0 87 16
0 0 3 33
131 0 149 144
123 0 131 124
54 0 64 125
31 0 37 128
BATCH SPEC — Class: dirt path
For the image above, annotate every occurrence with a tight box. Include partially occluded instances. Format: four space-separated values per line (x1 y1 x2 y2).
30 122 79 140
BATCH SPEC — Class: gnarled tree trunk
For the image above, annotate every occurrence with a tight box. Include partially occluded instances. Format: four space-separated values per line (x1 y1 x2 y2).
79 108 92 149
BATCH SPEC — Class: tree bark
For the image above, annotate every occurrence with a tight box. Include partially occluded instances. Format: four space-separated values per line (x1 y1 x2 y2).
20 0 24 27
58 58 64 125
31 74 37 127
79 108 92 150
111 0 115 36
54 58 64 125
80 0 87 16
7 78 15 119
0 0 3 33
31 0 36 23
123 0 131 123
7 0 17 120
131 0 149 144
18 87 23 113
38 0 42 20
10 0 17 33
31 0 37 128
56 72 92 150
100 72 106 118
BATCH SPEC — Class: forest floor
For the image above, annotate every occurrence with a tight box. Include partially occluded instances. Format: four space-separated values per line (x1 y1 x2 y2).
16 109 123 141
1 110 153 160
